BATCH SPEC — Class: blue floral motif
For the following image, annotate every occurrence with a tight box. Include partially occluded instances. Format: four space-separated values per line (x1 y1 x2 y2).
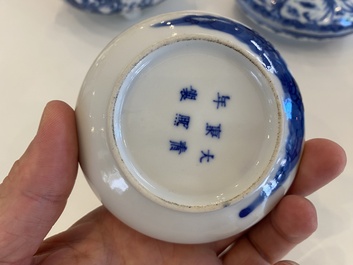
238 0 353 39
66 0 165 15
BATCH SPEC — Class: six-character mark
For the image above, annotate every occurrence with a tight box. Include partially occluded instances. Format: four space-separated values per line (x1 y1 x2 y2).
169 86 231 163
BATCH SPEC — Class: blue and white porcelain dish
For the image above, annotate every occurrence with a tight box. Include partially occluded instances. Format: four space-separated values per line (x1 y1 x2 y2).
75 11 305 243
66 0 165 17
238 0 353 39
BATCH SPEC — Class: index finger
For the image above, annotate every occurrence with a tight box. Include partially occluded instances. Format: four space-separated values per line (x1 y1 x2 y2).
288 138 346 196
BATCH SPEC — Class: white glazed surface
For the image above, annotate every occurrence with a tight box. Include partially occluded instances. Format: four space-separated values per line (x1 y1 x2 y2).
75 11 303 243
2 0 353 263
113 39 279 211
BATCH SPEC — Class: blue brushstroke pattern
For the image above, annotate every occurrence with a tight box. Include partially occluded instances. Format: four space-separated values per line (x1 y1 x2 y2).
66 0 165 14
238 0 353 39
153 14 304 217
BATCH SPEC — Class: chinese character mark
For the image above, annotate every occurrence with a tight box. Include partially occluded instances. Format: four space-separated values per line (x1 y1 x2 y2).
213 92 230 109
169 140 187 155
174 114 190 129
180 86 198 101
200 150 215 163
205 123 222 139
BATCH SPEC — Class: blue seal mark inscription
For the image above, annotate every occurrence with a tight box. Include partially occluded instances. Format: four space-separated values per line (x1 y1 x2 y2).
153 14 304 218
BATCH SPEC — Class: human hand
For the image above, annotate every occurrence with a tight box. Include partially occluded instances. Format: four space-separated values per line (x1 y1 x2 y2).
0 101 346 265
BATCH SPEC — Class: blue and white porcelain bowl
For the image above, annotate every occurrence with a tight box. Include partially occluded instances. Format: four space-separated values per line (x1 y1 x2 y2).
238 0 353 39
66 0 165 17
76 11 305 243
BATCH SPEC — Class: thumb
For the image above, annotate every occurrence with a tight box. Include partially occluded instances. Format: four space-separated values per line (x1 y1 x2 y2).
275 261 299 265
0 101 78 264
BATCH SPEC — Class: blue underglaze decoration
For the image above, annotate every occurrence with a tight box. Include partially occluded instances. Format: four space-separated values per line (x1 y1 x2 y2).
153 14 304 217
169 140 187 155
180 86 198 101
213 92 231 109
205 123 222 139
65 0 165 15
174 114 190 130
238 0 353 39
200 150 215 163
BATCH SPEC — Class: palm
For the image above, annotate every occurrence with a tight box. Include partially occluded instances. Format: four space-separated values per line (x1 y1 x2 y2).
36 206 229 264
0 102 346 265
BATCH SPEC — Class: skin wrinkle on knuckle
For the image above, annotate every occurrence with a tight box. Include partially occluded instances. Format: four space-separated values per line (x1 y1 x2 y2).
0 231 19 254
0 236 31 265
271 199 317 245
1 161 44 207
0 215 47 247
20 185 67 206
270 214 301 246
245 234 272 264
270 217 294 244
39 244 87 264
11 158 69 207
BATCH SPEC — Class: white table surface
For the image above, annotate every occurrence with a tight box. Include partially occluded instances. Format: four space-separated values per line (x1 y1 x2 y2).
1 1 352 264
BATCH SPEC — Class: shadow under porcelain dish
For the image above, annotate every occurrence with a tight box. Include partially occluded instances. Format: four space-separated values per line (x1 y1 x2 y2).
238 0 353 39
75 11 305 243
